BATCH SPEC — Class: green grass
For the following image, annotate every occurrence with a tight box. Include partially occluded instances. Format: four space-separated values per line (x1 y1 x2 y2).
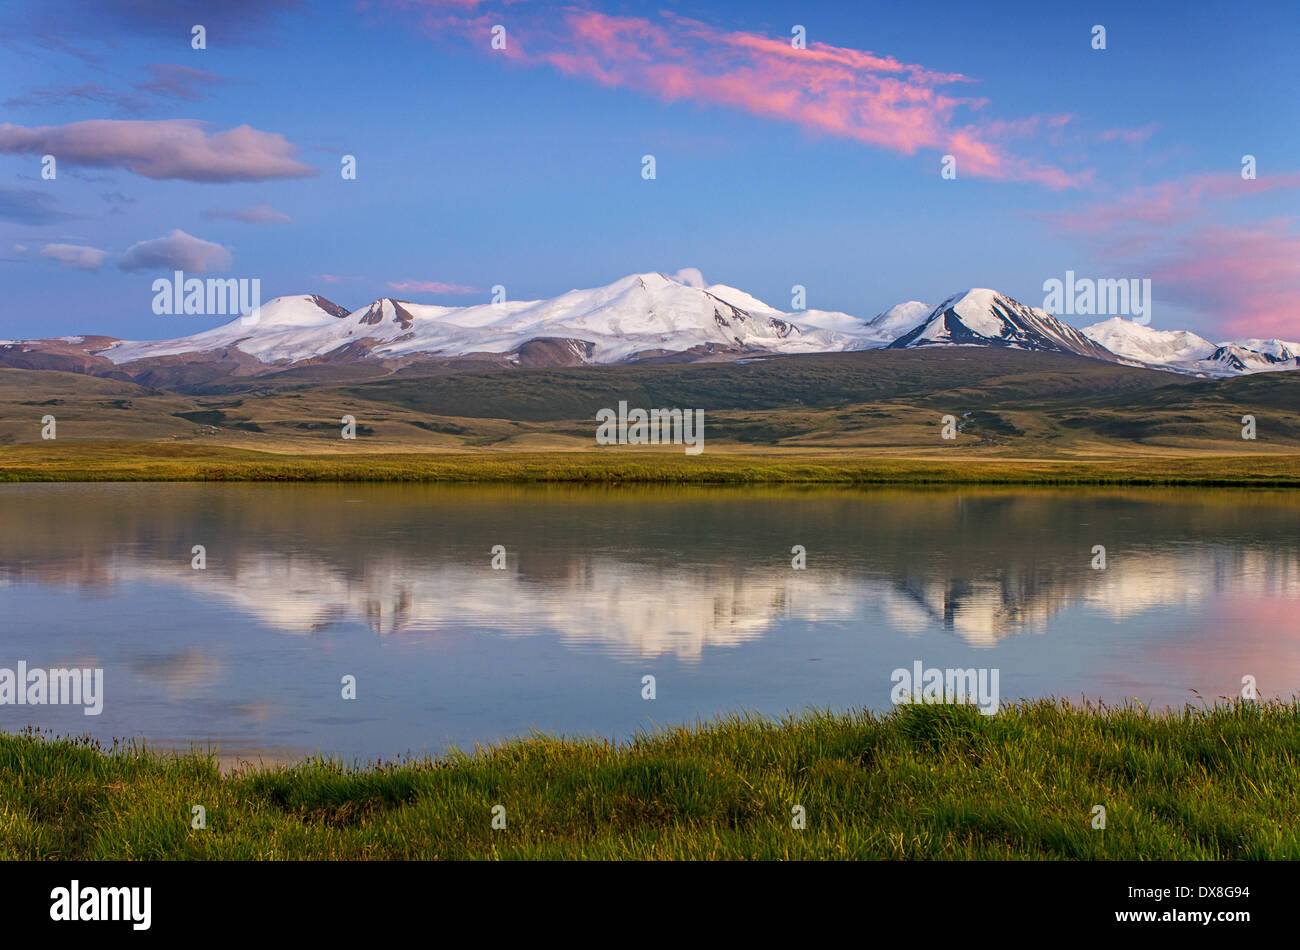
3 698 1297 859
3 441 1300 485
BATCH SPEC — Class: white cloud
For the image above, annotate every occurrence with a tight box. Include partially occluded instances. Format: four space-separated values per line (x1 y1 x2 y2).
671 267 706 288
40 242 106 270
118 228 231 273
205 202 291 226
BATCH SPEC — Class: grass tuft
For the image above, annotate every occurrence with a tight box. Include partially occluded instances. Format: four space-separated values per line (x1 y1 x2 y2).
2 698 1298 859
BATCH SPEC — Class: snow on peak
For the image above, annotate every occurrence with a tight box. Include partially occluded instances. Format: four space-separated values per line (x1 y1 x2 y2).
942 289 1012 337
704 283 777 313
1227 338 1300 361
867 300 931 335
1081 321 1300 374
103 293 353 362
253 294 352 327
86 272 1297 376
890 289 1118 361
1203 342 1300 374
1082 317 1215 364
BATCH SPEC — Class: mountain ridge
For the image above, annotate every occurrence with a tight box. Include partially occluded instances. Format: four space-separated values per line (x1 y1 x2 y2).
2 271 1293 384
888 289 1122 363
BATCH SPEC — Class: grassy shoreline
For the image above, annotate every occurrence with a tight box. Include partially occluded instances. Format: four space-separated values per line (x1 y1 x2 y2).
3 698 1297 859
3 441 1300 485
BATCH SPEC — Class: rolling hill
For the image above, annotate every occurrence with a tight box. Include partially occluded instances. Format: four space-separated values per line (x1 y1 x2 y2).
2 347 1297 457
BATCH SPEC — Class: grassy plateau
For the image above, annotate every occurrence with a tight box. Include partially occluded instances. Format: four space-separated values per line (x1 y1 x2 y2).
2 698 1297 860
3 350 1299 469
3 441 1300 485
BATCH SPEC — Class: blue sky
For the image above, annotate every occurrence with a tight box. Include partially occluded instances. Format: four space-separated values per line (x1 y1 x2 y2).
1 0 1297 341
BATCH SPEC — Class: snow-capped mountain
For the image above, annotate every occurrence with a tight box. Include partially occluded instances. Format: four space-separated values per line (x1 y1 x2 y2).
1081 318 1300 376
104 272 905 367
1232 338 1300 361
882 290 1298 376
105 294 357 363
866 300 934 338
1201 343 1300 375
888 289 1121 362
1081 317 1215 365
2 270 1295 382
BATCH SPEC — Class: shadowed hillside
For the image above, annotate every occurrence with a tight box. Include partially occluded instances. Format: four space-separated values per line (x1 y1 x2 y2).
0 348 1297 456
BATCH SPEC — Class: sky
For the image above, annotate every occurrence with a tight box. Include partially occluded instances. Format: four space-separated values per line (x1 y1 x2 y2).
0 0 1297 342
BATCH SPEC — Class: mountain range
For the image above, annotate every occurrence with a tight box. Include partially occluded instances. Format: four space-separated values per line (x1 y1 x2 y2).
3 270 1296 387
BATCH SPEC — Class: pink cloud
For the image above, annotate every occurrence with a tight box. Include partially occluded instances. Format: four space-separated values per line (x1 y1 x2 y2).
136 64 239 102
387 279 480 294
1047 172 1300 337
0 120 317 182
1099 123 1159 145
392 2 1083 189
206 202 291 226
40 243 106 271
1054 172 1300 235
313 273 367 285
1150 221 1300 337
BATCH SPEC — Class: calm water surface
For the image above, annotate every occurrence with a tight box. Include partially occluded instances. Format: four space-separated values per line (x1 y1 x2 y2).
1 483 1296 762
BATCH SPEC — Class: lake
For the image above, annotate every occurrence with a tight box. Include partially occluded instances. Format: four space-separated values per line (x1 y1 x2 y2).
0 482 1296 764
